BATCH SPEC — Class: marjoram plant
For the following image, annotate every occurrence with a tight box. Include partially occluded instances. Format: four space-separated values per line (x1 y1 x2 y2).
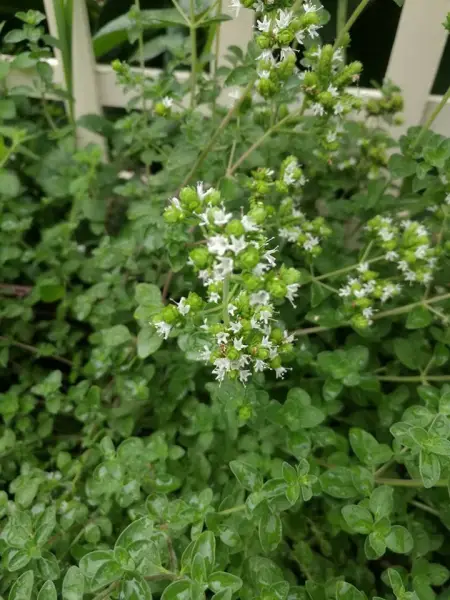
1 1 450 600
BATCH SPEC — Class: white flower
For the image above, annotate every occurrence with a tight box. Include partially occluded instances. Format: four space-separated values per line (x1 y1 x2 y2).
170 197 182 210
357 262 369 273
228 304 237 316
257 15 271 32
363 281 376 295
197 182 212 201
280 47 297 61
175 297 190 316
353 287 367 299
275 366 289 379
397 260 409 272
217 332 230 345
427 205 438 213
307 24 320 38
229 321 242 333
283 331 295 343
334 102 344 115
400 219 413 230
327 84 338 97
295 30 305 45
213 205 232 226
229 235 247 254
428 257 438 268
234 337 247 351
208 235 229 256
250 290 271 306
417 225 428 238
239 369 251 384
303 233 320 251
326 131 337 143
261 335 273 349
312 103 325 116
253 262 271 276
385 251 399 261
208 291 221 303
213 257 234 281
258 70 271 80
242 215 258 232
162 96 173 108
229 0 243 17
238 354 251 367
415 244 429 259
362 307 375 323
199 346 212 361
155 321 172 339
286 283 300 307
446 193 450 205
379 228 394 242
339 285 351 297
253 0 264 11
259 309 272 324
381 283 401 303
254 359 267 372
422 271 433 284
275 9 293 31
213 358 231 382
404 270 417 283
279 228 299 243
303 1 316 13
258 49 275 63
264 248 277 266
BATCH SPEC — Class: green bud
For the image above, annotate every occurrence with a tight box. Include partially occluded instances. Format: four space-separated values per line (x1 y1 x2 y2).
443 12 450 32
248 204 267 224
164 207 184 223
187 292 203 311
277 28 295 46
351 314 370 329
161 305 179 324
227 347 240 360
257 348 270 360
239 248 260 270
189 247 209 268
270 328 284 343
179 186 199 210
267 278 287 298
226 219 245 237
256 33 272 49
281 267 303 285
270 356 282 369
242 274 261 291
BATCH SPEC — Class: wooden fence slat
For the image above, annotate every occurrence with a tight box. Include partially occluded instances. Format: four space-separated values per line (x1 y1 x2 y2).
386 0 449 134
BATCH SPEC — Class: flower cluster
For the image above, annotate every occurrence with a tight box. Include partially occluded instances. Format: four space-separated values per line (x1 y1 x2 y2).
156 183 303 382
366 216 440 285
278 197 332 257
338 262 402 328
231 1 324 98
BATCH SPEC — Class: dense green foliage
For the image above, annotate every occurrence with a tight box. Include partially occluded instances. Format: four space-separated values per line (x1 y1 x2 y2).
1 2 450 600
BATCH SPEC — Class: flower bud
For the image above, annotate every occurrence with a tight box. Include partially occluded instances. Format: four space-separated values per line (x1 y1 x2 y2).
189 247 209 269
164 207 184 223
281 267 303 285
187 292 203 311
267 278 287 298
225 219 245 237
160 305 179 324
248 204 267 224
256 33 272 49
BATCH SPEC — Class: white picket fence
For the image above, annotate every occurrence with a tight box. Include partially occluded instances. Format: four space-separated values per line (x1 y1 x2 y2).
4 0 450 148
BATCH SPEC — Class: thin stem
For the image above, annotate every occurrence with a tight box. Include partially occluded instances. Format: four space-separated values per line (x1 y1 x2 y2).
222 275 230 326
91 581 119 600
212 0 222 116
0 336 73 367
412 85 450 150
375 477 447 488
171 0 191 24
135 0 150 179
218 503 246 515
374 447 408 478
336 0 348 62
315 255 384 281
409 500 440 518
162 271 174 303
177 78 255 193
189 0 198 109
333 0 371 50
377 375 450 383
227 99 307 176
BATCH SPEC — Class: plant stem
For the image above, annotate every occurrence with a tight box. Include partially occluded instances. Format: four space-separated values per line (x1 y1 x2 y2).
218 503 246 515
409 500 440 517
378 375 450 383
177 78 255 192
171 0 190 24
92 581 119 600
375 477 447 488
190 0 197 109
336 0 348 62
333 0 371 50
227 98 307 176
222 275 230 326
374 447 407 478
0 336 73 367
412 85 450 149
292 292 450 337
135 0 150 179
314 256 384 281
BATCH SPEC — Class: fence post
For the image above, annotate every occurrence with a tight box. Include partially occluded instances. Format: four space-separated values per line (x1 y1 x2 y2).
386 0 448 135
216 2 254 67
43 0 107 155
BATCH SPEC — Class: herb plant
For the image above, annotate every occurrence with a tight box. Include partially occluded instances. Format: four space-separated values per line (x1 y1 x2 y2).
1 2 450 600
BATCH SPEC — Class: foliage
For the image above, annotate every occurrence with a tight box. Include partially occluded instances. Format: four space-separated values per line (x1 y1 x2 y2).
1 2 450 600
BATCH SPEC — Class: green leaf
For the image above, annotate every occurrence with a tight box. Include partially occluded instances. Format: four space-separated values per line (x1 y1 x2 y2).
320 467 358 499
439 391 450 415
90 560 123 592
37 581 57 600
119 573 152 600
6 548 31 571
406 306 432 329
208 572 242 594
419 450 441 488
342 505 373 534
336 582 366 600
79 550 114 584
425 436 450 456
388 154 416 178
282 390 325 430
161 580 191 600
385 525 413 554
115 517 154 550
62 567 84 600
0 168 20 197
137 327 163 358
259 513 282 553
102 325 132 347
191 531 215 573
393 338 421 370
349 428 392 467
37 278 65 303
35 506 56 546
8 570 34 600
135 283 163 307
230 460 262 491
369 486 393 520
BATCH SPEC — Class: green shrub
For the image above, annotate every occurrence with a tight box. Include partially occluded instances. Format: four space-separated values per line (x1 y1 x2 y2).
1 2 450 600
